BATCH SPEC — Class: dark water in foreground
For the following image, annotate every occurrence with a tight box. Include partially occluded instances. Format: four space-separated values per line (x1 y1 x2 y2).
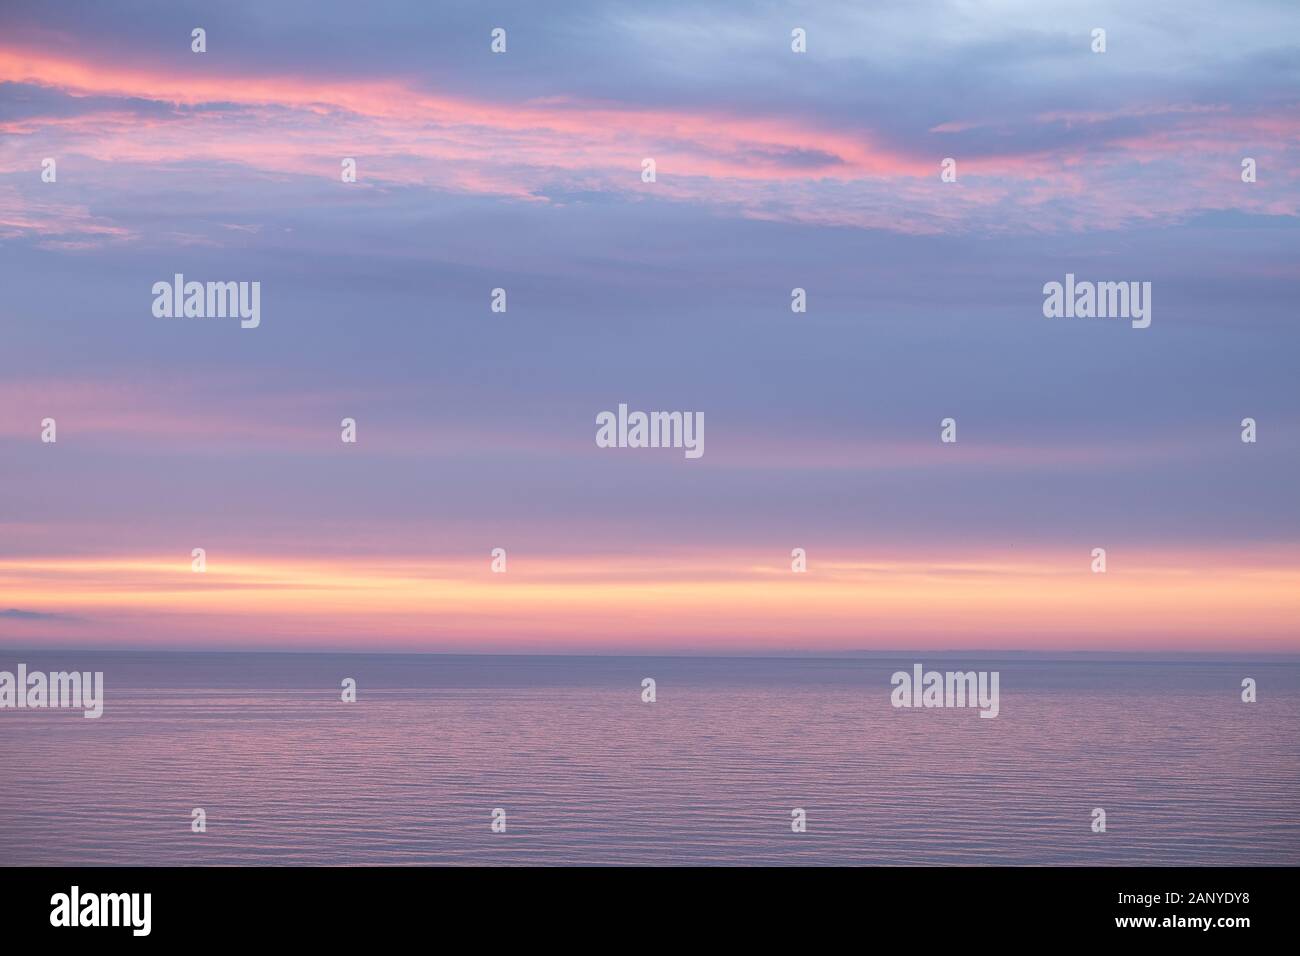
1 652 1297 865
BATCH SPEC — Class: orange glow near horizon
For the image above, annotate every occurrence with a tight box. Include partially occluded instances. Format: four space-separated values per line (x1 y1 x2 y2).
2 550 1297 653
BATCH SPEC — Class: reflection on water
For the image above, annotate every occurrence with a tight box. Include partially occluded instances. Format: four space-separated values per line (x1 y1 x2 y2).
1 653 1296 865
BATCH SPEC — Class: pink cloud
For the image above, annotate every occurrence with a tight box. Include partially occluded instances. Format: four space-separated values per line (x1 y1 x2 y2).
1 45 1297 237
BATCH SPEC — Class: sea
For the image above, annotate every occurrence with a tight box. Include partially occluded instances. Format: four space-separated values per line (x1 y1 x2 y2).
1 651 1296 866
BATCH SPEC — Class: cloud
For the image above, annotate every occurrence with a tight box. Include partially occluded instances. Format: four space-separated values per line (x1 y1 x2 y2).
2 16 1296 239
0 607 79 621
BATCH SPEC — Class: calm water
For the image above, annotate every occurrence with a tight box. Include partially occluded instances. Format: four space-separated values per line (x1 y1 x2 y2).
1 652 1297 866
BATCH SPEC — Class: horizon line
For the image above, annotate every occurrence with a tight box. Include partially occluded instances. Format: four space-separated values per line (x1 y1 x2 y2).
3 646 1298 663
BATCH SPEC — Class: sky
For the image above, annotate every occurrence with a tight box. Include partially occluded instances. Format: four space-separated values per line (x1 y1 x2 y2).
1 0 1297 653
